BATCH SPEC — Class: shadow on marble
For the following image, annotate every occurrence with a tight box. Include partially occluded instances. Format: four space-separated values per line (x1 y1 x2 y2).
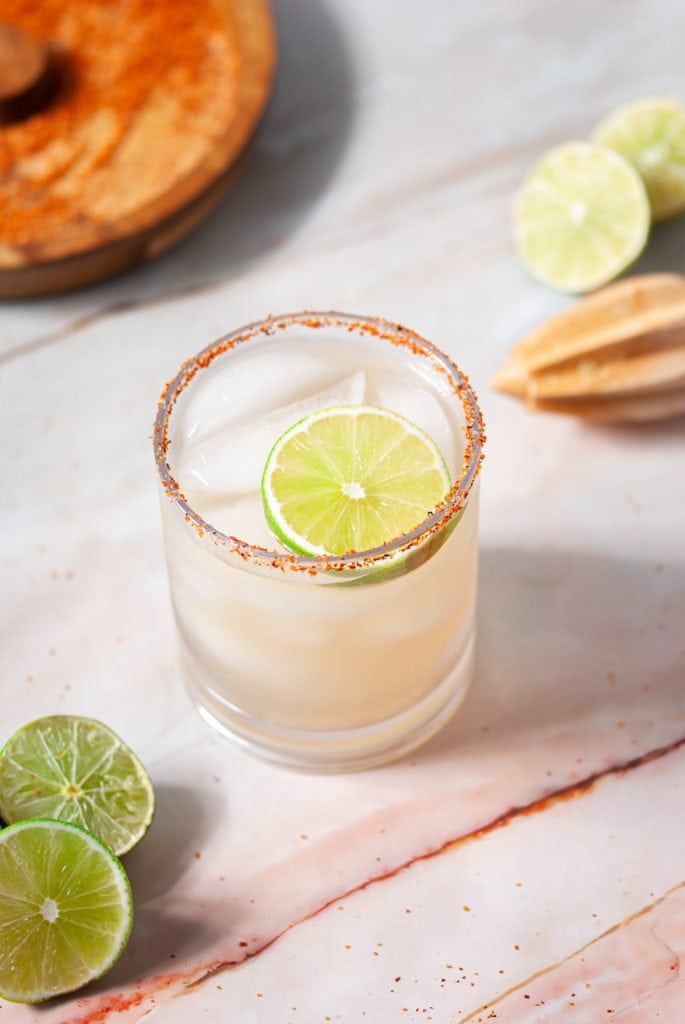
581 410 685 441
124 783 218 902
89 904 221 992
630 213 685 278
84 784 225 990
421 546 685 761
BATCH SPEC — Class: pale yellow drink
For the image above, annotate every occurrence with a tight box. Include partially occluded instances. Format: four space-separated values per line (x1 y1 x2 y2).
154 313 484 770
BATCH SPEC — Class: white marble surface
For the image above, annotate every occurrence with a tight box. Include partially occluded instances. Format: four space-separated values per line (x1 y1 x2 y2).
2 0 685 1020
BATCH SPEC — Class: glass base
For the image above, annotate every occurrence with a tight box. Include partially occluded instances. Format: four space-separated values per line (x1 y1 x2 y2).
184 633 475 773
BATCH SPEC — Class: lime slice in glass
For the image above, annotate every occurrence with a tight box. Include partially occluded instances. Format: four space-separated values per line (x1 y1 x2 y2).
513 141 650 293
261 405 451 557
592 97 685 222
0 818 133 1003
0 716 154 856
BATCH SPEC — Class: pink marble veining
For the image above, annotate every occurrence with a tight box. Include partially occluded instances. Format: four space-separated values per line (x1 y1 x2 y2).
469 885 685 1022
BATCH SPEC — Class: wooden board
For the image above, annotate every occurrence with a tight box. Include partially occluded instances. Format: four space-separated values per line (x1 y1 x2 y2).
0 0 276 297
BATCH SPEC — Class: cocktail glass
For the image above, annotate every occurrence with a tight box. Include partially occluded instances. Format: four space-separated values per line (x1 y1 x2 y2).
153 312 484 771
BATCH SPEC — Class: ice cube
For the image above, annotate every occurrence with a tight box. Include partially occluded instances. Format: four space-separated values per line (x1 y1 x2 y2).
367 371 463 475
177 345 359 451
178 371 366 497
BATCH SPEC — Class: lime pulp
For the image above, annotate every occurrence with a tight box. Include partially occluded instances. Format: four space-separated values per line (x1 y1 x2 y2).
0 818 133 1003
592 96 685 222
513 141 650 293
261 405 452 558
0 716 154 857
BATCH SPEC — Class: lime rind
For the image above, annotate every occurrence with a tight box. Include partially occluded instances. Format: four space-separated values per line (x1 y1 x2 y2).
513 141 650 294
0 818 133 1003
261 405 452 560
0 716 154 856
592 96 685 222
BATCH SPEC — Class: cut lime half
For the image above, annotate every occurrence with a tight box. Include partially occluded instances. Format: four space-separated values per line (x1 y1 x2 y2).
261 405 452 557
592 97 685 221
513 141 650 293
0 716 154 856
0 818 133 1003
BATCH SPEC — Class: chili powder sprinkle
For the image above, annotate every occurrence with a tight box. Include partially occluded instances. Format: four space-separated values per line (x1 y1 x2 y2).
1 0 240 252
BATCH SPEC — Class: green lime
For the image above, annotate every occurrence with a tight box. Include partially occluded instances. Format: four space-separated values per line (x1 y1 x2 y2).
592 97 685 222
261 405 451 557
513 141 650 293
0 716 154 856
0 818 133 1003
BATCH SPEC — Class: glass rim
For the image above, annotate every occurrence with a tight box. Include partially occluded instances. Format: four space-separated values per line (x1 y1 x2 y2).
153 310 485 574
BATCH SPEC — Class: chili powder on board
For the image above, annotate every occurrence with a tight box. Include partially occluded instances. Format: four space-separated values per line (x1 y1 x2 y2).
1 0 240 251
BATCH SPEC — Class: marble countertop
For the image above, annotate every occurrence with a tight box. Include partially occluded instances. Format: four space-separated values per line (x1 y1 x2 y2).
2 0 685 1020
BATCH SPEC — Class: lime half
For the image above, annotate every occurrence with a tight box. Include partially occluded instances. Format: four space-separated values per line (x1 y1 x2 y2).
0 716 154 856
0 818 133 1003
592 97 685 222
513 141 650 293
261 405 451 557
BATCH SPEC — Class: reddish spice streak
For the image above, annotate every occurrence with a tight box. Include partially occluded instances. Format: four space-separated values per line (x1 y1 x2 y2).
73 989 147 1023
208 734 685 994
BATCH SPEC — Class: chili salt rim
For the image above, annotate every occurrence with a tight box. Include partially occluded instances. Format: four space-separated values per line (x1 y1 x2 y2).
153 311 485 574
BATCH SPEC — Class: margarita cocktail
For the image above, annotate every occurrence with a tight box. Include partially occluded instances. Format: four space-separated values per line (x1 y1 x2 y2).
154 313 484 770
